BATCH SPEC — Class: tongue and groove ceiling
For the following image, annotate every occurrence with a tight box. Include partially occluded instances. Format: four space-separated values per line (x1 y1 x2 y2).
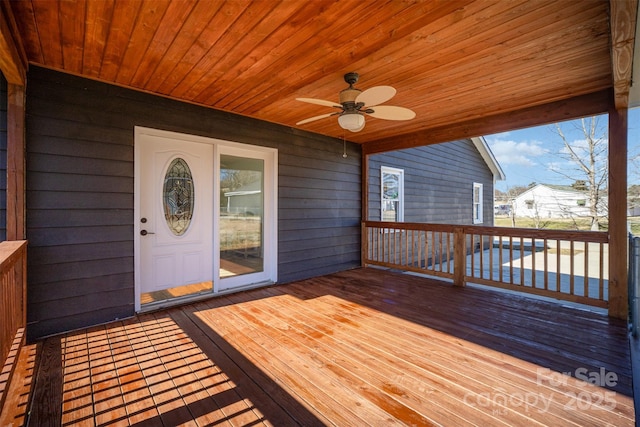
6 0 638 153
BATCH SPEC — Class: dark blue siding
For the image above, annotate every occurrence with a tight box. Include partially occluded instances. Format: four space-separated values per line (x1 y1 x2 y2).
26 66 361 340
368 140 495 225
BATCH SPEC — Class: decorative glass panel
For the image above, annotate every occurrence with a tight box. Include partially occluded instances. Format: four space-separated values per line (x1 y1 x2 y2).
163 158 194 236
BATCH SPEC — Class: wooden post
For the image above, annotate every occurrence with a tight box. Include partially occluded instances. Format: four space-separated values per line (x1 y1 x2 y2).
454 227 466 286
6 84 25 241
608 107 628 319
361 152 369 267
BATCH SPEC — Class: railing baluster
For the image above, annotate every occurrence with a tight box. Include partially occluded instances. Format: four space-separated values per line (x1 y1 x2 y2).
543 238 548 291
438 231 443 272
479 234 485 279
424 230 431 270
416 230 421 269
584 242 589 298
373 226 377 262
556 239 561 292
531 237 536 289
519 237 524 286
411 229 415 268
498 236 503 282
431 230 436 272
470 234 475 278
570 240 575 296
489 234 494 281
509 236 514 285
447 232 452 273
599 241 605 300
387 227 391 264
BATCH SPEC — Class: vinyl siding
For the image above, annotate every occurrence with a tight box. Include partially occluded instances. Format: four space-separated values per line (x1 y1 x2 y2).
368 140 495 225
26 66 360 340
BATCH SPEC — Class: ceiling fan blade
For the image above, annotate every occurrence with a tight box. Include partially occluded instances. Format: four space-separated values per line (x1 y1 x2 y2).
296 97 341 108
367 105 416 121
356 86 396 107
296 112 336 125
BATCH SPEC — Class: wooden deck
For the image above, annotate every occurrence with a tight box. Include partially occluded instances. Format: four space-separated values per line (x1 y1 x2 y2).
1 268 634 426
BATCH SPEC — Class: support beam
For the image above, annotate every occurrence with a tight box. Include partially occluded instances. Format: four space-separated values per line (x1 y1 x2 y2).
363 90 612 155
6 84 25 241
361 152 369 267
1 1 27 241
609 0 638 109
608 107 628 319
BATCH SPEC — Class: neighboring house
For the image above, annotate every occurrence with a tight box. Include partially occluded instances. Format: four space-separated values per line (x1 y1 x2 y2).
512 184 605 219
223 180 263 217
367 137 505 225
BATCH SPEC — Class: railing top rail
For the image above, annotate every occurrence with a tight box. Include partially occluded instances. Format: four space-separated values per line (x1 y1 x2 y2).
0 240 27 271
362 221 609 243
463 225 609 243
363 221 458 233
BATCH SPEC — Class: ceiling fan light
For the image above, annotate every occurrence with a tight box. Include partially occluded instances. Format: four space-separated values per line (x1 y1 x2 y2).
349 121 365 132
338 113 365 131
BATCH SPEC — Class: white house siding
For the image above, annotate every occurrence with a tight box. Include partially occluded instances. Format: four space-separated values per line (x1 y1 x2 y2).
513 184 598 219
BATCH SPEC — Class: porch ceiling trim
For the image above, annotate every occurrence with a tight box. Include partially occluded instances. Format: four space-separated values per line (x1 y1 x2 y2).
362 89 613 155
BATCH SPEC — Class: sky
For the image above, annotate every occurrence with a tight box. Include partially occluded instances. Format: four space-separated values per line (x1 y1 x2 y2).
484 108 640 192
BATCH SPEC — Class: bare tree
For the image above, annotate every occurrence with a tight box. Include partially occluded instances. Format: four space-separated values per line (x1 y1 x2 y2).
550 117 607 230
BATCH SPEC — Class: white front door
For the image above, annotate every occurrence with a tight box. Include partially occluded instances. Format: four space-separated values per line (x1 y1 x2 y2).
136 133 213 306
135 128 277 311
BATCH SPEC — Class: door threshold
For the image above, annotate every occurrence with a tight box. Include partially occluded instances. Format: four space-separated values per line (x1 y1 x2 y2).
216 280 276 295
137 280 276 313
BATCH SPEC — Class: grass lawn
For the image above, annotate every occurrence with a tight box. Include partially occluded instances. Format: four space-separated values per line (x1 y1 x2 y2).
494 216 603 231
495 216 640 235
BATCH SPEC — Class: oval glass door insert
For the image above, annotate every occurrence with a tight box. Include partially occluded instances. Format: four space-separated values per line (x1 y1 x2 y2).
163 158 195 236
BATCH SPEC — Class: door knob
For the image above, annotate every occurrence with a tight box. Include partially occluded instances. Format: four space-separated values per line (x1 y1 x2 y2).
140 230 155 236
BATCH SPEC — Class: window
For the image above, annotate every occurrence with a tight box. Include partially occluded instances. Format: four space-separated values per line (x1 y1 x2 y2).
381 167 404 222
473 182 483 224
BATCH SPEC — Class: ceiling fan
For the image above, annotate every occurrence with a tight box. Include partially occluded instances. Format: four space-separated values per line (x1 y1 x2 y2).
296 72 416 133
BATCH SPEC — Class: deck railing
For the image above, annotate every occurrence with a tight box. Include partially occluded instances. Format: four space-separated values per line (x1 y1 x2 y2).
362 221 608 308
0 240 27 411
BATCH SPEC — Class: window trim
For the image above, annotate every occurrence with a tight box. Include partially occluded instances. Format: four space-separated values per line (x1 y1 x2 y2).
381 166 404 222
473 182 483 224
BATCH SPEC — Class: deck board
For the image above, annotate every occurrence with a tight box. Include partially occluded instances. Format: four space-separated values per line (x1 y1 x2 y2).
2 267 635 426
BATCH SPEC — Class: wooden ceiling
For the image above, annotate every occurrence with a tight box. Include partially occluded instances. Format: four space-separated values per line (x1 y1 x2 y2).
4 0 638 153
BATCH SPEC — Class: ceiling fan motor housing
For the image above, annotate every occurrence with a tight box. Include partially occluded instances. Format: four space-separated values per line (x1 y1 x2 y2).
339 87 362 106
340 72 362 107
